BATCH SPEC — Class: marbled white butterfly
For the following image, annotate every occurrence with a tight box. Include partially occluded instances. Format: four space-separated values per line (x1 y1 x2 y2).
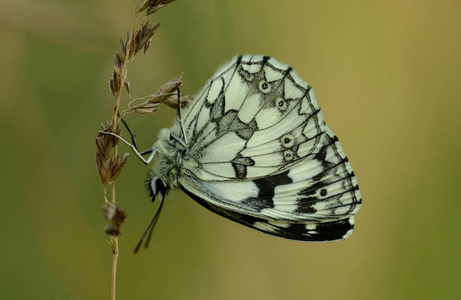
113 55 361 246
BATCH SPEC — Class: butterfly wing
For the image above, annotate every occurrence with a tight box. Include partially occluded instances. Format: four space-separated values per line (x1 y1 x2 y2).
182 186 356 242
176 55 361 241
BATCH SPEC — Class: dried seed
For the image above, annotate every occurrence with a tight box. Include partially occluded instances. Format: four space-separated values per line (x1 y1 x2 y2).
119 37 127 62
114 52 122 73
131 22 160 55
95 152 109 186
124 79 131 95
103 202 127 236
147 4 165 15
110 153 129 182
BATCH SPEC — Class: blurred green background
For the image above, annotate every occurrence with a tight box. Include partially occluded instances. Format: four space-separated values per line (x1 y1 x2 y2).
1 0 460 299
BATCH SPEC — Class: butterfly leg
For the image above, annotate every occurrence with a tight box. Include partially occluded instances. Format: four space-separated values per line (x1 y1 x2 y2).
121 118 141 153
120 118 157 164
99 130 157 164
99 118 157 165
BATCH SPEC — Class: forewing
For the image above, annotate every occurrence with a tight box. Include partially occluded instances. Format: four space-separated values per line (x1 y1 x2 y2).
178 55 331 181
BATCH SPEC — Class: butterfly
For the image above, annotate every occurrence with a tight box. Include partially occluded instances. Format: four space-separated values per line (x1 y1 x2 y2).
110 55 361 248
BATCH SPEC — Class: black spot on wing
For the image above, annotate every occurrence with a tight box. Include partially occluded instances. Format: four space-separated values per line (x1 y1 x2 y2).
212 105 258 141
314 139 334 169
231 154 255 166
217 110 238 136
241 197 275 211
309 135 342 183
300 180 329 197
208 84 225 121
241 170 293 210
231 164 243 178
295 198 318 214
232 164 247 179
295 177 332 214
314 218 353 240
236 55 243 66
235 118 258 140
283 218 354 241
231 154 255 179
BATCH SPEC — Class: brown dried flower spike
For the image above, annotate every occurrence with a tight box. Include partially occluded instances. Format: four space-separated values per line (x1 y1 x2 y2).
96 1 179 298
95 121 124 186
109 20 161 97
130 22 160 56
125 73 186 115
139 0 176 15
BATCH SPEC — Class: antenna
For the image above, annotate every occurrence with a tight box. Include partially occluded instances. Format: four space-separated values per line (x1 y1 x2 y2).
133 194 165 253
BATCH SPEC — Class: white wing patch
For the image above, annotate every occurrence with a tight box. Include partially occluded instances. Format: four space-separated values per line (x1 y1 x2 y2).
161 55 361 242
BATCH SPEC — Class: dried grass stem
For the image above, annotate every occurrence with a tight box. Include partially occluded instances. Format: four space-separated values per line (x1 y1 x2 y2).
95 1 185 299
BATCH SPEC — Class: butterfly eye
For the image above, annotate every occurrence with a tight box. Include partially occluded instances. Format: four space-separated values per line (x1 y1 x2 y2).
281 134 295 148
258 81 271 93
283 150 294 161
147 176 167 202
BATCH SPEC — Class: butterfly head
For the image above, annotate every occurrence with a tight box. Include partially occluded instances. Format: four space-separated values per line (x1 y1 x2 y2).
145 175 169 203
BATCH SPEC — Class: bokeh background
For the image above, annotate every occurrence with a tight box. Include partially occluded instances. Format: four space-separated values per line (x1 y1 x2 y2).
1 0 460 299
